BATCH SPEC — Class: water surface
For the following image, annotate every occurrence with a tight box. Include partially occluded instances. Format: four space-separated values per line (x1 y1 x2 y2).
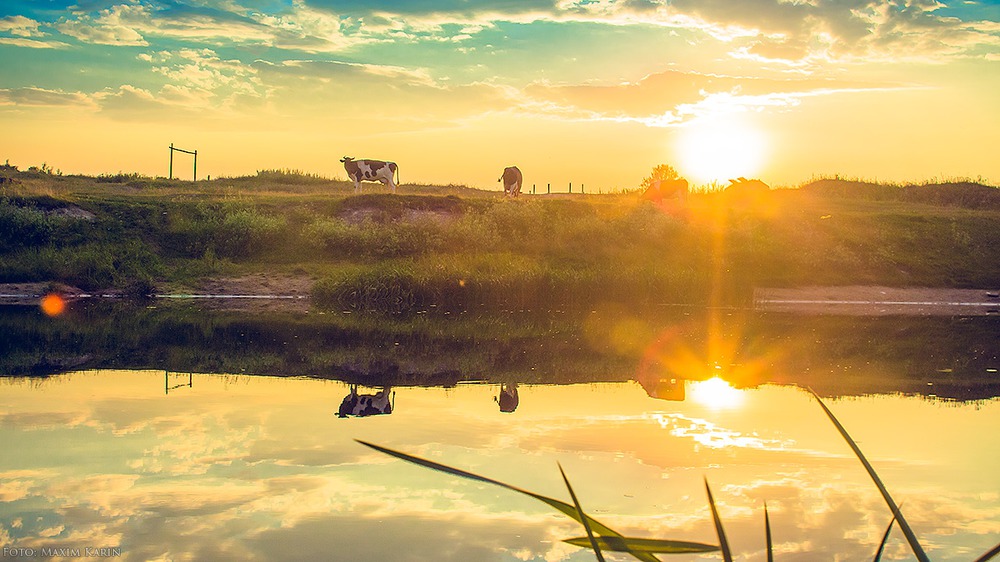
2 370 998 561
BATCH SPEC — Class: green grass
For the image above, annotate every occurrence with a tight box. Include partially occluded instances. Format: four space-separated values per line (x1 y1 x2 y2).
2 168 999 306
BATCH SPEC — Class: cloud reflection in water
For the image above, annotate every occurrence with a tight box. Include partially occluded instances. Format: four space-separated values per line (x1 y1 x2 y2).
0 371 997 560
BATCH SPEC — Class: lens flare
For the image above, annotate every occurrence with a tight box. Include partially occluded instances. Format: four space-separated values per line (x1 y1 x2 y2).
40 293 66 317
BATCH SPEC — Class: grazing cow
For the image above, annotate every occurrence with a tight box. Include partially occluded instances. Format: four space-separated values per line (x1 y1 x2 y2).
637 376 685 402
641 178 688 204
341 156 398 193
498 166 522 198
337 385 394 418
725 177 769 195
495 382 519 413
724 177 770 207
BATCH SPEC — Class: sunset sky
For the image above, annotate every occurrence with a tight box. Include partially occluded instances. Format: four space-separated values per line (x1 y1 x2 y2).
1 0 998 190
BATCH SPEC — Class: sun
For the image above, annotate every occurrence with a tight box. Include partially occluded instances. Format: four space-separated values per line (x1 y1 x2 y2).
675 116 768 185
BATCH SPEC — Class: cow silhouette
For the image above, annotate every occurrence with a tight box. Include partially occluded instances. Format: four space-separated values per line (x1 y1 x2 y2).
495 382 519 413
499 166 522 198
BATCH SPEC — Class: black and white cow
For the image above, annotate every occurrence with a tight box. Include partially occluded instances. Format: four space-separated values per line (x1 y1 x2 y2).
341 156 398 193
337 385 394 418
498 166 522 198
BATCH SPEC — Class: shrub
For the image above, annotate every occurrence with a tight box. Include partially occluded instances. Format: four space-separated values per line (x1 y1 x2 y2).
0 200 54 252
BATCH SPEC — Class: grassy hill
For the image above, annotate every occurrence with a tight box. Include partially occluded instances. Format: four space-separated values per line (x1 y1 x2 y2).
2 166 999 309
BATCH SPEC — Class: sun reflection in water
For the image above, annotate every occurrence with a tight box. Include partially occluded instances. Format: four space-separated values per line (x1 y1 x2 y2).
689 376 744 410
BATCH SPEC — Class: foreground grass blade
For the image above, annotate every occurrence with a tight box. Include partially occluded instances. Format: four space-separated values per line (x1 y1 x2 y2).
974 542 1000 562
705 478 733 562
356 439 623 536
873 508 898 562
764 502 773 562
558 462 605 562
563 537 719 553
807 388 930 562
355 440 678 562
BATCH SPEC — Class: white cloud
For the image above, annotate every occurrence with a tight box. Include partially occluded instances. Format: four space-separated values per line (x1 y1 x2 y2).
56 3 149 46
150 48 265 96
0 15 71 48
0 15 44 37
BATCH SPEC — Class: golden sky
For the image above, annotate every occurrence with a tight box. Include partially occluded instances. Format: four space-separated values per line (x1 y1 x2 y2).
1 1 998 190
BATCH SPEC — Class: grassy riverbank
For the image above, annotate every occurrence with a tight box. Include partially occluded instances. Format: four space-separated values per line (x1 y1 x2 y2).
2 167 999 309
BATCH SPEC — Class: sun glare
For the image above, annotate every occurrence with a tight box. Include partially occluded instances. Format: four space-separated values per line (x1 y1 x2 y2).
676 117 767 185
689 376 744 410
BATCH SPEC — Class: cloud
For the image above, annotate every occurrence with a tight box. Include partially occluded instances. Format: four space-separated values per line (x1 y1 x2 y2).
0 87 96 108
298 0 1000 62
252 58 436 88
148 48 265 97
55 3 149 46
0 37 71 48
0 15 44 37
48 1 370 53
246 58 513 128
93 84 178 116
520 69 909 127
247 512 564 562
0 15 71 48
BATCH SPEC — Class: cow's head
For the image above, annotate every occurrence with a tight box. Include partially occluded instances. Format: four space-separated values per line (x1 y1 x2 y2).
340 156 354 163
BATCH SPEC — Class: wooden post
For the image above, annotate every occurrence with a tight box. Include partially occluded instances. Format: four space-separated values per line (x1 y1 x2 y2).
582 183 585 194
532 184 536 194
569 182 572 193
169 144 198 181
547 183 551 194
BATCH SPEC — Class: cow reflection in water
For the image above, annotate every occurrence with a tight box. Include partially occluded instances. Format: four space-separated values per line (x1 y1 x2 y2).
338 385 394 418
495 382 519 413
638 376 685 401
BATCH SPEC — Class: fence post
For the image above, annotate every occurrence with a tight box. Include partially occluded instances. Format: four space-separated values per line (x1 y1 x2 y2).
569 182 572 193
168 144 198 181
582 183 585 194
547 183 551 194
532 184 536 194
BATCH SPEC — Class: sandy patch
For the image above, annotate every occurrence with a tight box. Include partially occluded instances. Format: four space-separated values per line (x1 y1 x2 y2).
182 274 315 297
0 283 88 305
755 286 1000 316
0 275 316 313
161 274 316 313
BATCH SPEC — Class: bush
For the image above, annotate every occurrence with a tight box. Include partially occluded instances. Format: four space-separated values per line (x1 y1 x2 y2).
313 265 432 312
164 202 288 259
0 200 54 252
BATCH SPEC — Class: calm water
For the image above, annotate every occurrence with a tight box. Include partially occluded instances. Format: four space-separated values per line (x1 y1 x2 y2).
1 370 998 561
2 301 1000 560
